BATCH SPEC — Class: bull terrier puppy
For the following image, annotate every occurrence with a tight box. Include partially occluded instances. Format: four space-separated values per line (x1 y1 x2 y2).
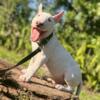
19 4 82 95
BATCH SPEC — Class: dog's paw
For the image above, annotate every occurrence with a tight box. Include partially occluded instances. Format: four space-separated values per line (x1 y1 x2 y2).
21 69 27 74
19 74 27 82
55 84 73 93
19 69 28 82
43 76 55 84
18 69 30 82
19 73 30 82
55 84 64 90
46 77 55 84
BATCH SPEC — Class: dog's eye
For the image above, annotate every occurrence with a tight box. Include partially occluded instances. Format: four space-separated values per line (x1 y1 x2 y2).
48 18 51 22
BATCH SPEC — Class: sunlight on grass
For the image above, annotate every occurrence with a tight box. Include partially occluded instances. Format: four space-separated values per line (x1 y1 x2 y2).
0 46 28 67
80 89 100 100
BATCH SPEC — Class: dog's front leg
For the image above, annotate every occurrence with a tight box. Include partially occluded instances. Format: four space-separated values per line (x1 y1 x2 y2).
19 51 47 82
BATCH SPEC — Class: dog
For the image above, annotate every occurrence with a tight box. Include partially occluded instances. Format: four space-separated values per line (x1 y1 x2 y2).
19 4 82 96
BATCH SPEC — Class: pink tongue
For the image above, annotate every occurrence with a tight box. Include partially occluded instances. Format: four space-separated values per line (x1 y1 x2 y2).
31 29 40 42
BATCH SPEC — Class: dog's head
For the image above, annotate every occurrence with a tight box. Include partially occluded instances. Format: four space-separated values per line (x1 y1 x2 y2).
31 4 64 42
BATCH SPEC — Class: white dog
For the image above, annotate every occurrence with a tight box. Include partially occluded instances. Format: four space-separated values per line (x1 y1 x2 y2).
19 4 82 95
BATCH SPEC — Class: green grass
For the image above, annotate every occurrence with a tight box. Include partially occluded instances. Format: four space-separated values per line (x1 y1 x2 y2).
80 89 100 100
0 47 21 62
0 46 29 67
0 46 100 100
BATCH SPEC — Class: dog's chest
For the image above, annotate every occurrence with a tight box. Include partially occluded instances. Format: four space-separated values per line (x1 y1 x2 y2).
43 36 69 77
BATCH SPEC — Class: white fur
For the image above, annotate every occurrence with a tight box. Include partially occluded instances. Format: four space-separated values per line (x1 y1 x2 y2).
19 4 82 94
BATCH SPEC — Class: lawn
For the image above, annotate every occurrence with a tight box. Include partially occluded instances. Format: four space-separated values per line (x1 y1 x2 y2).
0 46 29 67
80 89 100 100
0 46 100 100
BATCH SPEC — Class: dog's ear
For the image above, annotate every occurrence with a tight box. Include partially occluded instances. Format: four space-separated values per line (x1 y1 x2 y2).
38 3 43 13
53 11 64 22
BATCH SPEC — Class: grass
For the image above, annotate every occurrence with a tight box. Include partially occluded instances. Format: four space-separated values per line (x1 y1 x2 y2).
0 46 100 100
80 89 100 100
0 46 29 67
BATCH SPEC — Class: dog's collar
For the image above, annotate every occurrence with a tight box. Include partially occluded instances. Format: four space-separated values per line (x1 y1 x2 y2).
38 33 53 47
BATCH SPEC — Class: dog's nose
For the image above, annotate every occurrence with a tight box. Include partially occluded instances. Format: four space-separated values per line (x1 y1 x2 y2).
36 21 44 27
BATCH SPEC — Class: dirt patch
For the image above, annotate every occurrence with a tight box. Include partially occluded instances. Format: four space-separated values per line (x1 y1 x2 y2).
0 59 75 100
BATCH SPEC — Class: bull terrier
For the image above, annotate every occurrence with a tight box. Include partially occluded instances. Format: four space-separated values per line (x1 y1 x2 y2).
19 4 82 96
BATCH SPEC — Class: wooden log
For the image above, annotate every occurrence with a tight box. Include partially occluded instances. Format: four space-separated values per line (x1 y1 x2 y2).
0 59 72 100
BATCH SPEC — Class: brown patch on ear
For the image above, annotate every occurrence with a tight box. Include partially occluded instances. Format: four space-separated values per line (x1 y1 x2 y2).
53 11 64 22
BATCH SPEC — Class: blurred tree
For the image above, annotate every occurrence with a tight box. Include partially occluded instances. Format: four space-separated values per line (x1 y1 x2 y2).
0 0 32 52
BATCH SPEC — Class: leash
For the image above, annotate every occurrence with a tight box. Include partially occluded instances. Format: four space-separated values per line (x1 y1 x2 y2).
0 47 41 76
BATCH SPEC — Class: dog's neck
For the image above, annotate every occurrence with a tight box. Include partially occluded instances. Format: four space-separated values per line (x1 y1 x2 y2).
37 32 53 47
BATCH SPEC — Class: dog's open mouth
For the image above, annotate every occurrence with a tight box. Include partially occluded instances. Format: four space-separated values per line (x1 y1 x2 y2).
31 27 47 42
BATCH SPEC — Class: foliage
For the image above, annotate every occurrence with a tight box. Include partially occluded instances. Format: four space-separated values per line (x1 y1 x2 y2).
80 89 100 100
0 0 100 91
0 0 32 54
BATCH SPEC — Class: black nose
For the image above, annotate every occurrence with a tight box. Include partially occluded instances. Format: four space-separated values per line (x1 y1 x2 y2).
36 21 44 27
